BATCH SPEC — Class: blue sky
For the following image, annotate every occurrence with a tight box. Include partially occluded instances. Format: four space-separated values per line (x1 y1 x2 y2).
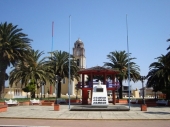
1 0 170 89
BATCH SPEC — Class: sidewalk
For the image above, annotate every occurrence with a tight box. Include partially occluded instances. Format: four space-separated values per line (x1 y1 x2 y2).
0 104 170 120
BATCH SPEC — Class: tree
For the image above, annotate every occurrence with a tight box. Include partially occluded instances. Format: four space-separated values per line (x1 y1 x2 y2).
146 70 162 99
44 50 79 98
146 54 170 99
9 49 54 97
104 50 140 99
0 22 32 98
166 38 170 51
22 80 36 98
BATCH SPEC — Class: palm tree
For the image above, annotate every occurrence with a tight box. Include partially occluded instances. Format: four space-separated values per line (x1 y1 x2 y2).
104 50 140 99
167 38 170 50
166 39 170 66
0 22 32 98
44 50 79 98
146 54 170 99
9 50 54 98
146 70 162 99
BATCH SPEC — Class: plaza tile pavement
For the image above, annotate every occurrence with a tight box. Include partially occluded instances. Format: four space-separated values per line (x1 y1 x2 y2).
0 104 170 120
1 104 170 127
0 105 170 120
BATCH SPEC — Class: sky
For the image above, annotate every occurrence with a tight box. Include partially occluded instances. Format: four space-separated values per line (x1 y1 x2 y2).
1 0 170 89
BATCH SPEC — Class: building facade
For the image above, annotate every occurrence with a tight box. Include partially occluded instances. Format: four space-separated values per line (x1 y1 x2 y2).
4 38 86 99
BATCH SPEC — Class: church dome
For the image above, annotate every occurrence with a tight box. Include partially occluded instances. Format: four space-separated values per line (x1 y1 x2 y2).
74 38 84 48
76 38 83 43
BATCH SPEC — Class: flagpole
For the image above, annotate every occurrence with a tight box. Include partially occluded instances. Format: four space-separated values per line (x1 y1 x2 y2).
51 22 54 95
126 14 131 110
51 22 54 51
68 15 71 109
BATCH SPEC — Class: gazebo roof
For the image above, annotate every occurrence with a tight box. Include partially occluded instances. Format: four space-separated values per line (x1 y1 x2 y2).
78 66 119 75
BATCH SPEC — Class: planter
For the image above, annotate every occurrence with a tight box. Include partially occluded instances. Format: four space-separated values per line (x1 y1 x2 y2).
141 104 147 111
54 104 60 111
116 99 119 103
19 101 30 106
0 105 7 112
41 102 54 106
116 99 128 104
0 102 5 105
44 100 55 102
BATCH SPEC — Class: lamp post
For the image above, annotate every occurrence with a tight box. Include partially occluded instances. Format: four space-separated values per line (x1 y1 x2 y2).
140 76 146 104
68 15 71 109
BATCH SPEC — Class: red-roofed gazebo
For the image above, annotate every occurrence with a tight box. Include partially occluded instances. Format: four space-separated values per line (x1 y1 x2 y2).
78 66 119 105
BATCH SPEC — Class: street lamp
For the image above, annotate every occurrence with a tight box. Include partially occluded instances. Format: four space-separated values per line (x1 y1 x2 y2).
68 15 71 109
140 76 146 104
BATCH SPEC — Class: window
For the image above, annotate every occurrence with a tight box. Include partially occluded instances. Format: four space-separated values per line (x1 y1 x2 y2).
77 59 79 66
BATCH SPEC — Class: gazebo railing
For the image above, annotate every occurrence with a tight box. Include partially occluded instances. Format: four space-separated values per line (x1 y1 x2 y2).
77 81 120 89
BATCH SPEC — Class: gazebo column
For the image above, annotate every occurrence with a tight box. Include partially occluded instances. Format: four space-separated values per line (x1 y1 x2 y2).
103 73 106 84
90 73 93 104
82 74 84 88
82 89 88 105
82 74 88 104
112 74 116 105
112 90 116 105
90 73 93 87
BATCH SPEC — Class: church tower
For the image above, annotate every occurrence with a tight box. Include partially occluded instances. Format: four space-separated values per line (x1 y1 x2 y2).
73 38 86 69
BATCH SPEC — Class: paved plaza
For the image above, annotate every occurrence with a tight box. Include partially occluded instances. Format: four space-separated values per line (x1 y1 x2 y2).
0 104 170 127
0 104 170 120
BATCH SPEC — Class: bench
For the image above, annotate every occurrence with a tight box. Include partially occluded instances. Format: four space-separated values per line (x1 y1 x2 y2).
30 99 40 105
156 100 168 106
5 99 18 106
19 101 30 106
0 105 7 112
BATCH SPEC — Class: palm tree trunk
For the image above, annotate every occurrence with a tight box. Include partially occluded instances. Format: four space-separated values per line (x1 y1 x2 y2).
118 80 123 99
154 92 156 100
166 92 170 100
0 68 6 99
57 81 61 98
31 91 35 98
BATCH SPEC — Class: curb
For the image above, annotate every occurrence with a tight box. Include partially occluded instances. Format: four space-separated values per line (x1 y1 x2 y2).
1 117 170 121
